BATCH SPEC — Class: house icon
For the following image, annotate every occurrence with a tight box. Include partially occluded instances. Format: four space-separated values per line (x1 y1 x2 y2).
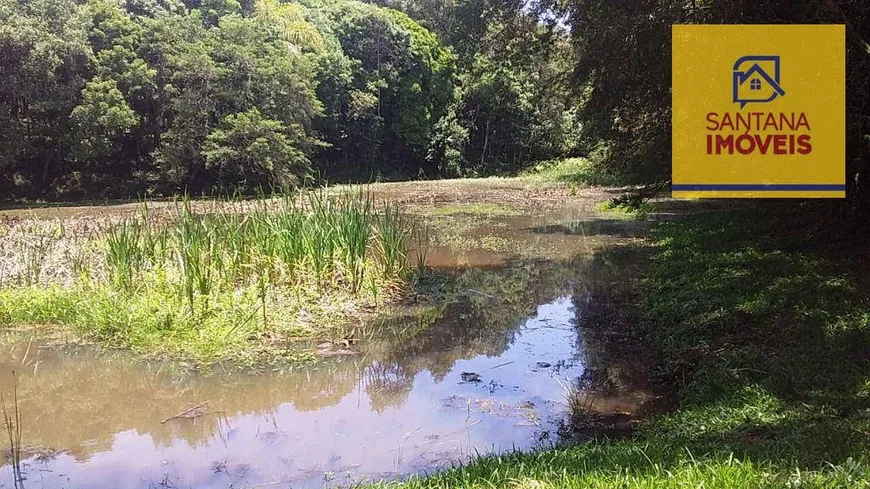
733 56 785 109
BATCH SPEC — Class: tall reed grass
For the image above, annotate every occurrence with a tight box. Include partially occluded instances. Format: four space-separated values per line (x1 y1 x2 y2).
0 189 428 361
97 190 425 320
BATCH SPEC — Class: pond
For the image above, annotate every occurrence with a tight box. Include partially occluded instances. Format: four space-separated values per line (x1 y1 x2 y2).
0 183 655 488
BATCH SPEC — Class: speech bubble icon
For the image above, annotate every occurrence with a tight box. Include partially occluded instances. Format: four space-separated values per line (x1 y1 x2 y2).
733 55 785 109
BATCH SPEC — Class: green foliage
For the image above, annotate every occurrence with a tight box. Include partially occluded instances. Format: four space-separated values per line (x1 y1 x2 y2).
306 0 456 180
70 77 140 163
596 198 650 221
203 108 311 191
0 0 461 198
0 0 584 199
4 0 865 200
0 191 428 362
0 0 93 196
547 0 869 188
152 5 323 192
524 158 625 188
446 39 577 176
254 0 324 51
379 0 579 177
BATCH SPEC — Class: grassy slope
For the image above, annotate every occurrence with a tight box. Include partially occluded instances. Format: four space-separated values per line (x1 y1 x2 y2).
373 202 870 488
523 158 625 188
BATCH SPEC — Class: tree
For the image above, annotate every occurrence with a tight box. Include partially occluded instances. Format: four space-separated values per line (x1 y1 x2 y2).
203 108 310 190
69 77 140 179
305 0 455 180
0 0 92 196
367 0 578 177
152 2 322 192
547 0 869 192
0 0 585 198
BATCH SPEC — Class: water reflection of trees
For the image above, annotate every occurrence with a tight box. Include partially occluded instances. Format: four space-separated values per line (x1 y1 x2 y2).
0 255 596 462
0 350 370 461
565 249 657 422
364 361 414 412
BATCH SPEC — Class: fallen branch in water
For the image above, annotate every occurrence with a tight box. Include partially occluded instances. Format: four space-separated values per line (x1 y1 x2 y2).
487 360 514 370
160 401 209 424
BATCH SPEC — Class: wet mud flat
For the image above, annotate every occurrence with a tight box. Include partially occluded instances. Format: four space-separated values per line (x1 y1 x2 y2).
0 181 660 488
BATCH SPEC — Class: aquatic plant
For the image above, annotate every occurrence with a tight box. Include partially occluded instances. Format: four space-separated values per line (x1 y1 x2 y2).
0 373 23 488
0 189 427 362
104 190 421 299
412 223 430 277
104 219 144 291
374 201 411 280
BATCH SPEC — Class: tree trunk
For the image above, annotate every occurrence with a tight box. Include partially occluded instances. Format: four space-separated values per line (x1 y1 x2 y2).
480 117 490 170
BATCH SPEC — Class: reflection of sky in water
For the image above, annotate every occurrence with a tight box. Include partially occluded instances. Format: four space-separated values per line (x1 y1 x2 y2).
2 297 584 489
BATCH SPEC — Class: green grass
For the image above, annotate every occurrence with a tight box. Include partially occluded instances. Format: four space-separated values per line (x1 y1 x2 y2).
0 190 427 363
595 200 651 221
368 203 870 488
523 158 621 187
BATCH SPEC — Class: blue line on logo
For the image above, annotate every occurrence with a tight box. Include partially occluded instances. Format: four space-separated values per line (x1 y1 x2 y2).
672 184 846 191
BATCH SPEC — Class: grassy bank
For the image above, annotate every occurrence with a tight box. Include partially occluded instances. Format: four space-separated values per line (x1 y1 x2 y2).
372 202 870 488
0 190 426 363
524 158 622 187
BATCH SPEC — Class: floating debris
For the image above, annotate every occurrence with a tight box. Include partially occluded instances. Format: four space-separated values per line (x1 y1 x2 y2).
160 401 209 424
460 372 482 383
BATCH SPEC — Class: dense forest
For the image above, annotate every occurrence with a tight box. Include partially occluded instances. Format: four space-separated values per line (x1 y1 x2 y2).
1 0 868 200
0 0 577 198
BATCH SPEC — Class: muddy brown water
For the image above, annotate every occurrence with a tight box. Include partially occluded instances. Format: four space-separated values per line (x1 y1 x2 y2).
0 190 654 489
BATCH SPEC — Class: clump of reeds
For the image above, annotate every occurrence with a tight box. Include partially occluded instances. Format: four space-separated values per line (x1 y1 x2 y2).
93 189 427 323
412 222 430 277
104 219 144 291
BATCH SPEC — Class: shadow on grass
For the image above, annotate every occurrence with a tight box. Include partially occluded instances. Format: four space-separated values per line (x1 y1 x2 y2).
629 199 870 472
